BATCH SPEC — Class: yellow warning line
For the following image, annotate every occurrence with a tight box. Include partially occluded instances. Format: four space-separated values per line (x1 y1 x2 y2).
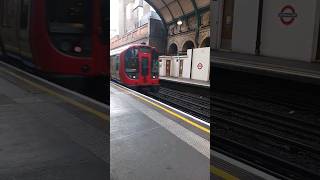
2 68 109 121
113 83 210 134
211 165 240 180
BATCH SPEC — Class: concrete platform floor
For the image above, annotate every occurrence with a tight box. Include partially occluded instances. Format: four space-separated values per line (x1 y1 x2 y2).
0 62 108 180
110 82 210 180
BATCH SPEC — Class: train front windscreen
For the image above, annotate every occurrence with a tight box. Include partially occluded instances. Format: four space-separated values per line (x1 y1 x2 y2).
125 48 139 79
46 0 92 57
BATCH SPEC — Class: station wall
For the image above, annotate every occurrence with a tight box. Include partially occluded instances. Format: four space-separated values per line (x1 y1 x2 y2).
184 50 193 78
260 0 319 61
159 56 170 76
212 0 320 62
170 57 179 77
159 47 210 82
232 0 259 54
159 54 191 79
191 47 210 81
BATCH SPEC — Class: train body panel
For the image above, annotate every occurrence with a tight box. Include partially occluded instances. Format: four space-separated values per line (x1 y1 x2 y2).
0 0 107 78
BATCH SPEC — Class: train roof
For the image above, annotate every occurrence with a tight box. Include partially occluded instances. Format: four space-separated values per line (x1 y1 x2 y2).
110 44 154 56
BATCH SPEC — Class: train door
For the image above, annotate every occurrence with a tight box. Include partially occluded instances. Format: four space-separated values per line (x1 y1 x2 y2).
179 59 183 77
220 0 234 50
139 46 151 83
151 49 159 78
166 60 171 76
141 57 148 82
18 0 33 63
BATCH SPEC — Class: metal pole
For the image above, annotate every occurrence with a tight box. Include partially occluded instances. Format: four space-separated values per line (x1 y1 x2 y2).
190 49 193 79
191 0 200 48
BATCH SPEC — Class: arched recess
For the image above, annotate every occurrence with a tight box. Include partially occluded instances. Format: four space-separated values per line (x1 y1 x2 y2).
200 37 210 47
182 41 195 52
168 43 178 55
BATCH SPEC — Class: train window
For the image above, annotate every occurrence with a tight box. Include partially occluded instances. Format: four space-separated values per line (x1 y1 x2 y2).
47 0 89 32
20 0 29 29
125 48 139 73
116 62 119 71
46 0 92 57
115 55 119 71
140 47 151 53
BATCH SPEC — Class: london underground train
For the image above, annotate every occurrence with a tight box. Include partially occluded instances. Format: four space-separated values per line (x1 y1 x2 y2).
0 0 108 79
110 44 160 91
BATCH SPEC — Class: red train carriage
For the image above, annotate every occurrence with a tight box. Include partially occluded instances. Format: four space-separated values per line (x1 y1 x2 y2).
0 0 107 78
110 44 160 91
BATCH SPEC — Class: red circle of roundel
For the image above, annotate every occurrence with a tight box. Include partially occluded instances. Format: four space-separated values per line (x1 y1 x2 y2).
197 63 203 70
279 5 297 26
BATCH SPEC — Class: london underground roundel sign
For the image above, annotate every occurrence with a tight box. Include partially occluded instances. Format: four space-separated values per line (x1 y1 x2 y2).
278 5 297 26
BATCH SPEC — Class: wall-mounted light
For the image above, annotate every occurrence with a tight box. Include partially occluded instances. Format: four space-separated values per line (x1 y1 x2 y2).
177 20 183 26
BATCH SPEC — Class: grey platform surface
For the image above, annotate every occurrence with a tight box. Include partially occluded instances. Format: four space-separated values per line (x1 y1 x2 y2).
110 83 209 180
160 76 210 87
212 50 320 84
0 64 108 180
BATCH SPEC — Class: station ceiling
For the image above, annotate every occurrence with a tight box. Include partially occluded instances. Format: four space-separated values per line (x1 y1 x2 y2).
144 0 210 26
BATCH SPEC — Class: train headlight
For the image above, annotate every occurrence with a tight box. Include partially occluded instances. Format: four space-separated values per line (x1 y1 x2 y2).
133 75 136 79
74 46 82 53
153 76 156 79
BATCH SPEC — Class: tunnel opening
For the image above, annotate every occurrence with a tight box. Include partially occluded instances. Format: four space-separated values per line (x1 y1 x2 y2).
168 43 178 55
200 37 210 47
182 41 195 53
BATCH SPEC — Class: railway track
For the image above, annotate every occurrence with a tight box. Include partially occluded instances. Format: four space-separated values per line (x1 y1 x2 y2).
145 87 210 122
214 67 320 113
212 90 320 179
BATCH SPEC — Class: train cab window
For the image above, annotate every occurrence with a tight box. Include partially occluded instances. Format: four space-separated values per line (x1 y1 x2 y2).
46 0 92 57
125 48 139 79
125 48 138 73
